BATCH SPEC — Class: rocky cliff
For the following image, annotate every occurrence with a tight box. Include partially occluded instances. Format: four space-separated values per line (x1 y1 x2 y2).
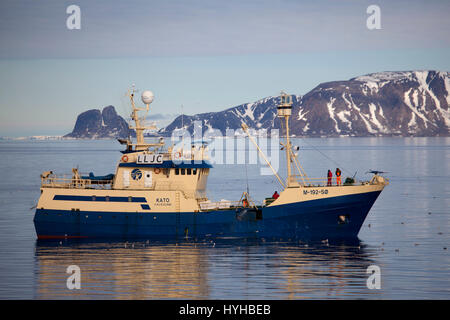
65 106 132 139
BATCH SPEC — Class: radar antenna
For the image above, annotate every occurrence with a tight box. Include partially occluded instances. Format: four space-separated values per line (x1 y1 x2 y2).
366 170 388 175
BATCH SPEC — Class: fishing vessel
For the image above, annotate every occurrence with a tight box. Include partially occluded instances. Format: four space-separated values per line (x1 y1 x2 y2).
33 88 388 240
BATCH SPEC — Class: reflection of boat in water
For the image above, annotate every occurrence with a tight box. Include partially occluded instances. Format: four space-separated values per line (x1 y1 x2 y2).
33 239 378 299
34 88 388 240
34 240 210 299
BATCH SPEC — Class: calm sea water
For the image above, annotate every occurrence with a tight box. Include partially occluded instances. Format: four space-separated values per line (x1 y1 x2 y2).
0 137 448 299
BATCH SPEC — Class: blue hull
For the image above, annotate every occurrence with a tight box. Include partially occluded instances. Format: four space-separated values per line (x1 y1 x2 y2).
34 191 381 240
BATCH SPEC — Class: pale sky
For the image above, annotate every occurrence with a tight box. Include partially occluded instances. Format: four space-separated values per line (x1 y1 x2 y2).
0 0 449 136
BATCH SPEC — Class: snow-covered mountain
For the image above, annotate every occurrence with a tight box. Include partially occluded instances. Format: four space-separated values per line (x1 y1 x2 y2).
159 95 302 136
160 71 450 137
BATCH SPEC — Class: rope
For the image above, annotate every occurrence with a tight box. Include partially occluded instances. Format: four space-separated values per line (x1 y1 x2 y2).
245 161 250 195
298 138 354 178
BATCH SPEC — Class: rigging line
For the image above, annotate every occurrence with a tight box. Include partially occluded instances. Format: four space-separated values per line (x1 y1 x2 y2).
181 104 184 129
120 92 133 141
279 118 287 178
298 138 353 177
280 118 306 183
241 123 285 189
245 160 250 195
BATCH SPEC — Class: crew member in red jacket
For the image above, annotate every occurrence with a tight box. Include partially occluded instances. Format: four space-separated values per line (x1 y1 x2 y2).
327 169 332 186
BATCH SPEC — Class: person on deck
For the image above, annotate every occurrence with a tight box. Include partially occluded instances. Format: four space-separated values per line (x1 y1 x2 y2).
327 169 332 186
272 191 280 199
335 168 342 186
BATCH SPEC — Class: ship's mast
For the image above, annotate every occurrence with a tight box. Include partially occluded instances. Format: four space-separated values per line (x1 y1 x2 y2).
127 87 163 152
277 92 299 188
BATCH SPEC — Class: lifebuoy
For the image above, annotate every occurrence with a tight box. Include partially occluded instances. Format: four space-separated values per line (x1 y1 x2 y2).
121 155 129 163
175 151 182 159
154 168 161 174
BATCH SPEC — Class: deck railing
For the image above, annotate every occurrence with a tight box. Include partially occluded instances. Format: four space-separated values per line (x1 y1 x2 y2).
291 175 362 187
198 199 254 211
41 174 113 189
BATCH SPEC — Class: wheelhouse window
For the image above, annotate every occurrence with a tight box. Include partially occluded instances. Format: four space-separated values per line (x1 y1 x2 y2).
193 168 197 175
181 168 186 175
187 168 192 175
175 168 179 175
